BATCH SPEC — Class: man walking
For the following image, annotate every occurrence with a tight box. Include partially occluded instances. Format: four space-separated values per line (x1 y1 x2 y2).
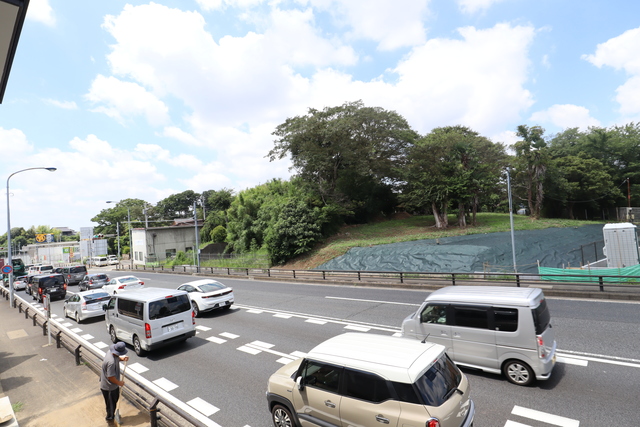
100 341 129 421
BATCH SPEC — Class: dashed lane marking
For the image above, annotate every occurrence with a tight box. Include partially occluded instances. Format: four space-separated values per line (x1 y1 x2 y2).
344 325 370 332
555 356 588 367
153 377 179 392
70 327 82 333
196 325 211 332
246 309 263 314
80 334 94 340
94 341 108 349
250 341 274 349
277 357 296 364
128 362 149 374
511 405 579 427
273 313 292 319
220 332 239 339
187 397 219 417
237 345 262 355
305 318 327 325
207 336 227 344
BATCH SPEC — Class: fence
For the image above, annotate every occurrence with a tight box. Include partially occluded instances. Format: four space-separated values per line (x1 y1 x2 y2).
119 264 640 296
0 286 219 427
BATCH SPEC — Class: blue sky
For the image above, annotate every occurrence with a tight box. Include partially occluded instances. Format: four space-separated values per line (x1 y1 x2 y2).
2 0 640 230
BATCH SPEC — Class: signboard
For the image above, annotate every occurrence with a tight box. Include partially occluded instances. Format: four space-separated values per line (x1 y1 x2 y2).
46 234 53 243
1 265 13 274
35 234 46 242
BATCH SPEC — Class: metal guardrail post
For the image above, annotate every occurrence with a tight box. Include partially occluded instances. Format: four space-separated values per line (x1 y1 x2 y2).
42 320 48 336
56 331 62 348
227 268 230 275
246 268 249 276
516 274 521 287
322 271 325 280
599 276 604 292
293 270 296 279
357 271 361 281
150 398 160 427
33 313 37 326
74 345 82 365
400 272 403 284
452 273 456 286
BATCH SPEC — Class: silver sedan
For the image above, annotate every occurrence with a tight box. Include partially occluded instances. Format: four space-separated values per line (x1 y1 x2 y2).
63 290 111 323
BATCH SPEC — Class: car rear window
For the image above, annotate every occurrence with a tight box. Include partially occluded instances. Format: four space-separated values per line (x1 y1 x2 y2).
149 294 191 319
199 282 226 292
95 274 108 280
39 276 64 287
532 299 551 334
84 293 111 303
120 277 138 283
70 266 86 274
414 353 462 407
40 266 54 272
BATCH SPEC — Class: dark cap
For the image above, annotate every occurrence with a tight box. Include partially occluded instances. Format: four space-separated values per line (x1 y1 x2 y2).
109 341 128 356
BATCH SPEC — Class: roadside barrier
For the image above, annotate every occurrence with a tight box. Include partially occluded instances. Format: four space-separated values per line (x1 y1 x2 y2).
0 286 221 427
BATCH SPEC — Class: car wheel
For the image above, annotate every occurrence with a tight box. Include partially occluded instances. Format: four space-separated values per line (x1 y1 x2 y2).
271 404 296 427
192 301 200 317
503 360 534 386
75 311 81 324
109 326 118 344
133 335 145 356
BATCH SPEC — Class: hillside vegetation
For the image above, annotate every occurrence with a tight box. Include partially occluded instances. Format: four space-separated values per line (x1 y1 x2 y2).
282 213 606 270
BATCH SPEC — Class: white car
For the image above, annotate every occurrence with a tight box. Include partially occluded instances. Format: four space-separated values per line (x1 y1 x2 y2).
63 290 111 323
13 276 28 291
177 279 234 317
103 275 145 295
107 255 119 265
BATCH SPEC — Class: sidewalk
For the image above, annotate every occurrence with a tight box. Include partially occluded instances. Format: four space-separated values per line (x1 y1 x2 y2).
0 297 147 427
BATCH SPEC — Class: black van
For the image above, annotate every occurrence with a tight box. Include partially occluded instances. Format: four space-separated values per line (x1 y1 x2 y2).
29 274 67 303
61 265 88 285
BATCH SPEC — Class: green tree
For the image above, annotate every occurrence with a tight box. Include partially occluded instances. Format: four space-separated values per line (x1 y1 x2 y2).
155 190 201 220
512 125 549 219
91 198 151 254
210 225 227 243
268 100 418 223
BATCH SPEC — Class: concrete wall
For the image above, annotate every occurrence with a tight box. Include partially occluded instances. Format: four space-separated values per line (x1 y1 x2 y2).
132 227 198 265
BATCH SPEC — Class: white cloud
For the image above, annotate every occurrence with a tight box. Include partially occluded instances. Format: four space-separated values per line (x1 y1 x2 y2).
160 127 203 146
529 104 601 130
44 99 78 110
0 127 34 159
457 0 508 14
26 0 55 26
85 75 170 126
196 0 265 11
583 27 640 119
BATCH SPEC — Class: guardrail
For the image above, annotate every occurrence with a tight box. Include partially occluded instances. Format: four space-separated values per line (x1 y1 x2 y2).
117 264 640 296
0 286 221 427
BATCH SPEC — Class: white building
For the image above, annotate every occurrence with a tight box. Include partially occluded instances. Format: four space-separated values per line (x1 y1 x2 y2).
130 219 204 265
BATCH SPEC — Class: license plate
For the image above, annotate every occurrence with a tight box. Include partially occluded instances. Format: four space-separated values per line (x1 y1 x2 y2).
164 323 182 333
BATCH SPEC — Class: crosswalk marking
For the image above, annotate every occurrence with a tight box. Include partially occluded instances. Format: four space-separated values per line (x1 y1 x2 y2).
207 336 227 344
153 377 179 392
128 362 149 374
187 397 219 416
220 332 239 339
511 406 579 427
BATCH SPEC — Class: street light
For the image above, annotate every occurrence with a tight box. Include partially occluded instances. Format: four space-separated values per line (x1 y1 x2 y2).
6 167 57 307
106 201 132 268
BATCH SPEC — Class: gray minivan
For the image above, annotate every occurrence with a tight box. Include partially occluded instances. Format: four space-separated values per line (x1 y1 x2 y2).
401 286 556 386
104 287 196 356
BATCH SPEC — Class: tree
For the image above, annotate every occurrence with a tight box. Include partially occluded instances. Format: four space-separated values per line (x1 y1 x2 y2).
91 198 151 253
268 100 418 223
155 190 201 220
512 125 549 219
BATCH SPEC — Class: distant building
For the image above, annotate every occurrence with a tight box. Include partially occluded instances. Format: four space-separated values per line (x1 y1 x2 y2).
131 219 205 265
53 227 77 237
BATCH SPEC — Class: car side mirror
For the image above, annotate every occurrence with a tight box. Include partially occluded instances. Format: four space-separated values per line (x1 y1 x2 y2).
103 304 108 311
295 376 304 391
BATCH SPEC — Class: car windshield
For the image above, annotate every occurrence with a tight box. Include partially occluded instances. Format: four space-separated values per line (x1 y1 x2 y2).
84 293 111 303
198 283 227 292
148 294 192 319
414 353 462 407
119 277 138 283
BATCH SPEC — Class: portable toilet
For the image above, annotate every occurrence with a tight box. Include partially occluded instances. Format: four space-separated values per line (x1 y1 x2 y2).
602 223 640 268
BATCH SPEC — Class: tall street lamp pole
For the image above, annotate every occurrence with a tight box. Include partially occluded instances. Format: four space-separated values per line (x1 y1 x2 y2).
106 201 132 268
6 167 57 307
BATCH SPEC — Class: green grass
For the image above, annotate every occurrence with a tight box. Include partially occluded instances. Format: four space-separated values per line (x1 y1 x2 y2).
284 213 606 269
12 402 24 413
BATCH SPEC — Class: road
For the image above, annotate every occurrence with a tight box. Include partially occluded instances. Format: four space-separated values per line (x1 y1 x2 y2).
16 270 640 427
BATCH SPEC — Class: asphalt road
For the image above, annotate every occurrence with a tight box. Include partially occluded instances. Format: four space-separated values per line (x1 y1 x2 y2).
16 270 640 427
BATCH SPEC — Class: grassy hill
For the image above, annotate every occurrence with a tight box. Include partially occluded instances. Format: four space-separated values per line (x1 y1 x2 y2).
282 213 606 269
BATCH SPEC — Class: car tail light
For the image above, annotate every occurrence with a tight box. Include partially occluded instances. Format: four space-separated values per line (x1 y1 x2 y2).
118 285 125 289
38 288 43 295
89 279 94 284
426 418 441 427
537 335 546 358
140 281 144 286
145 323 152 338
192 309 196 325
64 283 67 290
81 302 87 311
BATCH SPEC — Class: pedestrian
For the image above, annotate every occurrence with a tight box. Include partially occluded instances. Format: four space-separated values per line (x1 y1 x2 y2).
100 341 129 421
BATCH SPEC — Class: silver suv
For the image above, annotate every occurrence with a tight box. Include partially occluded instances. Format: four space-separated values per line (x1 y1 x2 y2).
266 333 474 427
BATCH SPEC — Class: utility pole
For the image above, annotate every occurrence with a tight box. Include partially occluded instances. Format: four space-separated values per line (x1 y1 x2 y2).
193 201 200 270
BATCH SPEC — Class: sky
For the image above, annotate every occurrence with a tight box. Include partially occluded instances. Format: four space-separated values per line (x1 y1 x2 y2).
2 0 640 231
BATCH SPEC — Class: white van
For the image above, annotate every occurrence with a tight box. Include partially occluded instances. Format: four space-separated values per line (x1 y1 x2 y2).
92 256 109 267
104 287 196 356
401 286 557 386
28 264 54 276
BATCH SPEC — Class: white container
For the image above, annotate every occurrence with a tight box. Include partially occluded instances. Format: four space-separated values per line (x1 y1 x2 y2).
602 223 640 267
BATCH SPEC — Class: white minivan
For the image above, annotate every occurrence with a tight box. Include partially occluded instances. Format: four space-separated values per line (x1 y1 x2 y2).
104 287 196 356
401 286 557 386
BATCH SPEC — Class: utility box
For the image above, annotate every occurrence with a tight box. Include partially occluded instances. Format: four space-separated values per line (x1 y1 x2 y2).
602 223 640 267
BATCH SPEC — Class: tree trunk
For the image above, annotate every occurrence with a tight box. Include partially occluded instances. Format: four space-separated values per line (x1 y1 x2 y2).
458 202 467 227
432 202 448 229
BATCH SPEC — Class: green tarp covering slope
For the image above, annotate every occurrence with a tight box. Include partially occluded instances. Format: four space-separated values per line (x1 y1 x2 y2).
538 265 640 282
317 224 606 274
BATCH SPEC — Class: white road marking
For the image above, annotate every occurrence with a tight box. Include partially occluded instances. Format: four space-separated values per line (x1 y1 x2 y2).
274 313 292 319
344 325 370 332
70 327 82 333
220 332 239 339
51 314 59 318
556 356 588 367
250 341 274 349
153 377 179 392
290 351 306 358
556 353 640 369
61 322 72 327
94 341 109 349
325 296 421 306
392 332 403 337
511 406 579 427
305 318 327 325
277 357 295 364
196 325 211 331
238 345 262 355
80 334 94 340
187 397 219 416
207 336 227 344
128 362 149 374
557 349 640 364
504 421 531 427
246 309 263 314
